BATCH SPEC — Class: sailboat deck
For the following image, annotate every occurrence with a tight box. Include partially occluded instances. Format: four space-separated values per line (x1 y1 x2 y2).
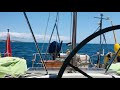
22 67 120 78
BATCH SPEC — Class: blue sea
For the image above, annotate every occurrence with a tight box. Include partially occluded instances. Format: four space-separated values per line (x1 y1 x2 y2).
0 42 114 67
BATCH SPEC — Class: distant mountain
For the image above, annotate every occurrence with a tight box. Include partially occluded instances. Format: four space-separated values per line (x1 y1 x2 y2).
0 40 21 42
0 40 5 42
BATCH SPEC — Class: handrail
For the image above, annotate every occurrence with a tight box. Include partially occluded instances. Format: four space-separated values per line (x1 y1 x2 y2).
32 53 53 68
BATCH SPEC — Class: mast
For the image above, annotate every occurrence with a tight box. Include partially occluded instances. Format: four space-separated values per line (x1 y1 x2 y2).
94 13 108 68
99 14 103 67
94 14 103 68
71 12 77 66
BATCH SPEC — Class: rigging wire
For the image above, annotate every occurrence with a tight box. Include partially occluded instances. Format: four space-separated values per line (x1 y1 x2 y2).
94 15 117 68
94 14 118 69
56 13 60 40
93 15 106 67
55 33 58 58
110 20 117 44
99 15 117 54
102 33 109 52
94 26 106 54
55 12 63 53
103 15 117 44
44 13 59 59
56 12 61 43
93 26 100 33
99 33 108 51
41 12 50 52
23 12 48 75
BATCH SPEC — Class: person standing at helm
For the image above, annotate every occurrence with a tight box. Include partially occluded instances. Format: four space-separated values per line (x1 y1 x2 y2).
114 43 120 62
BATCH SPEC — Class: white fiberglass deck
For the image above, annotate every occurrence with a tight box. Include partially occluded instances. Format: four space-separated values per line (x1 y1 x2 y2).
24 67 120 78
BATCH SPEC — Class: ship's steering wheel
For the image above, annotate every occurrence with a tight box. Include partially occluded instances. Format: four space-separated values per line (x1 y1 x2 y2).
57 25 120 78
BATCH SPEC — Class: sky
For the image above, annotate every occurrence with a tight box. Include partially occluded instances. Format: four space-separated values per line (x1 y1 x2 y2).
0 12 120 44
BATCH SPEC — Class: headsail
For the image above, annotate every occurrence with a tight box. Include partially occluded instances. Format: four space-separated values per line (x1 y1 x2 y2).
4 29 12 57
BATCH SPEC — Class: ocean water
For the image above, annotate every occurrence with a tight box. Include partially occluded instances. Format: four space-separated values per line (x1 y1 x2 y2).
0 42 114 67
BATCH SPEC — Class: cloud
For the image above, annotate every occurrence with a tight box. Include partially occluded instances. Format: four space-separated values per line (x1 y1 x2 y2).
0 32 70 42
0 31 116 44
